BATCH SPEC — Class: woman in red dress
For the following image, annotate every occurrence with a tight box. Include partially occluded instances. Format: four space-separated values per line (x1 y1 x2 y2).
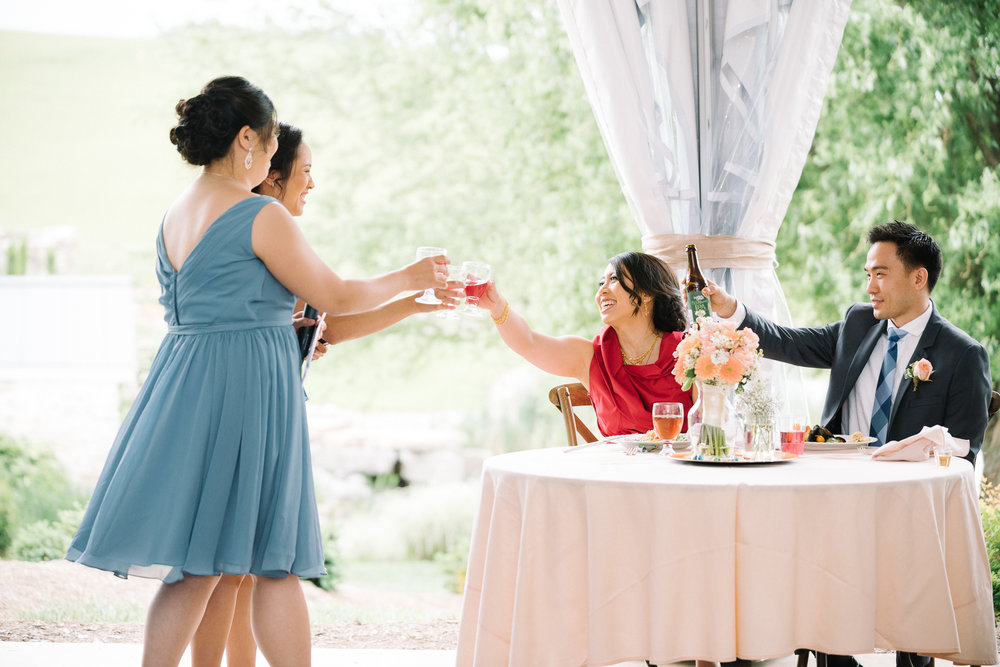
480 251 693 436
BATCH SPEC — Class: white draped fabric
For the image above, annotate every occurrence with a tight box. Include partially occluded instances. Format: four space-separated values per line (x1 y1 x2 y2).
555 0 852 415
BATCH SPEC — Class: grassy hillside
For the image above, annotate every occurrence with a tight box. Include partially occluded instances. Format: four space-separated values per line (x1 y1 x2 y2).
0 31 195 280
0 30 529 415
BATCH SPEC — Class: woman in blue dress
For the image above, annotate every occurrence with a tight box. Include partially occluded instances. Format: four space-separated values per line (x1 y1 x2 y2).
65 76 445 667
189 121 460 667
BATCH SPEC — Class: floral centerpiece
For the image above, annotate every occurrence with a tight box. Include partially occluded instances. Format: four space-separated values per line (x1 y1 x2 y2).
673 318 761 459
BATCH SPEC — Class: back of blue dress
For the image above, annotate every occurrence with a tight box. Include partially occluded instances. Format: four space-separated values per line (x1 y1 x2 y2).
67 196 326 583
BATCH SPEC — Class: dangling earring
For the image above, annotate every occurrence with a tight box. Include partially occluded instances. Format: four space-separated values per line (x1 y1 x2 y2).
245 149 253 170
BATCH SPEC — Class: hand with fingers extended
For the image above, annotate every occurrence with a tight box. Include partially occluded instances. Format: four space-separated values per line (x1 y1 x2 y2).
411 280 464 314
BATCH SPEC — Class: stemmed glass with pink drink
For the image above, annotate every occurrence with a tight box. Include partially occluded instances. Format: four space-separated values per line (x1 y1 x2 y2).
459 261 491 316
652 402 684 441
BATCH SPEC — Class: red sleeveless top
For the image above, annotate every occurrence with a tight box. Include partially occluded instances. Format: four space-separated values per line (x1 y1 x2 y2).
587 326 693 437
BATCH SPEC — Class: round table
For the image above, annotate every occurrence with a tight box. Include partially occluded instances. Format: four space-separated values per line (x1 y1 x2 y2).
456 444 997 667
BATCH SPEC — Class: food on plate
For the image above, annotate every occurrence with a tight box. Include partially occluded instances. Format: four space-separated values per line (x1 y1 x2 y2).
846 431 869 443
806 425 845 443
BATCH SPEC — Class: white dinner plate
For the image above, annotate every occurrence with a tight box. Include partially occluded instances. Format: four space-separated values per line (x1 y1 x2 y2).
612 433 693 452
609 434 665 453
804 435 877 451
607 432 664 445
669 451 798 464
668 438 691 452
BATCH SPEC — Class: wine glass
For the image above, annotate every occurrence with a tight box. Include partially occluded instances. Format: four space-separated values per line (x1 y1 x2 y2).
436 263 463 320
415 246 447 305
459 261 491 316
652 402 684 446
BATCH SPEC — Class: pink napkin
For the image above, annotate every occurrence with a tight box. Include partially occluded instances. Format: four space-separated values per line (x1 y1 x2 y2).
872 425 970 461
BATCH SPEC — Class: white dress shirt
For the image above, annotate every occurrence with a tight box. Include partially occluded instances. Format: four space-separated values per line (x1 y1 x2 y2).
842 302 932 436
725 300 934 435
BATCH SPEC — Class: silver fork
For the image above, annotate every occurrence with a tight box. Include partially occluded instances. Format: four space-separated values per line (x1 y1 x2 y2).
623 444 638 456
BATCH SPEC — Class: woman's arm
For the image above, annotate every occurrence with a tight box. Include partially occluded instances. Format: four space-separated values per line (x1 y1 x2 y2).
479 281 594 383
252 202 445 315
294 287 461 346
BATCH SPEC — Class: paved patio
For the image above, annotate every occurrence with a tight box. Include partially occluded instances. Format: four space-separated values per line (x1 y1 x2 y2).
0 643 922 667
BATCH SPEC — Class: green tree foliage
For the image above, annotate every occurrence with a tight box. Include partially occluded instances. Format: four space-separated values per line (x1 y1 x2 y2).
783 0 1000 385
10 506 85 562
167 0 634 340
978 480 1000 615
163 0 998 411
0 433 84 558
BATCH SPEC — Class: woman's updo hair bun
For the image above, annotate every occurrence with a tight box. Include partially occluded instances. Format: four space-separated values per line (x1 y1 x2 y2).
169 76 276 166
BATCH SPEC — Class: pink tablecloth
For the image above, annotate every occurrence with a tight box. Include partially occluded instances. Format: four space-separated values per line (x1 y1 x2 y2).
456 445 998 667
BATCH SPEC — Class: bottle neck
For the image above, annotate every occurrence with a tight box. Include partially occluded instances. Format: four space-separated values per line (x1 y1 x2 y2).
686 251 705 289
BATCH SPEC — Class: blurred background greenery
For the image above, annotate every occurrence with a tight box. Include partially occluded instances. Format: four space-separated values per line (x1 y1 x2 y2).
2 0 1000 607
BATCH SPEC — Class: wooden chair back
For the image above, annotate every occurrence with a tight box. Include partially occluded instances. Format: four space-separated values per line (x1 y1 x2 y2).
548 382 598 447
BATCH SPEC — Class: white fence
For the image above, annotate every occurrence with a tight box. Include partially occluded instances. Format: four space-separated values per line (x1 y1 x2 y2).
0 276 136 483
0 275 136 382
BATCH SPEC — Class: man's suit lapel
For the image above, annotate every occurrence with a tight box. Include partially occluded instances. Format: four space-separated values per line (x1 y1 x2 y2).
889 308 942 426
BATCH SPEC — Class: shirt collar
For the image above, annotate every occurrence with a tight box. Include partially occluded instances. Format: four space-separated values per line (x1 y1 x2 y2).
891 301 933 339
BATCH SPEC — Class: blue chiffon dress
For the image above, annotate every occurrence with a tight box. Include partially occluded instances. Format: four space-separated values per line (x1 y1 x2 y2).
66 196 326 583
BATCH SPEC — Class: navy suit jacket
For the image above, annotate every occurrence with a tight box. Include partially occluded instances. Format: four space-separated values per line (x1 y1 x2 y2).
741 303 992 463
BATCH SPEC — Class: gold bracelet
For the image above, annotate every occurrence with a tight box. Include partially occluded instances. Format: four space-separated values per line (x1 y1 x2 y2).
491 300 510 325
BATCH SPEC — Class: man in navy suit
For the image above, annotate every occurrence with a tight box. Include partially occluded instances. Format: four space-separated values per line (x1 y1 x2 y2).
705 221 992 667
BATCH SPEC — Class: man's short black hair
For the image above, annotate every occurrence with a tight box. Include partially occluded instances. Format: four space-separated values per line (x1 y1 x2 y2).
868 221 943 292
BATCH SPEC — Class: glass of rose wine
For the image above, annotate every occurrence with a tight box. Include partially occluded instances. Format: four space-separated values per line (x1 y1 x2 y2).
779 415 807 456
460 261 491 316
652 402 684 442
415 246 447 305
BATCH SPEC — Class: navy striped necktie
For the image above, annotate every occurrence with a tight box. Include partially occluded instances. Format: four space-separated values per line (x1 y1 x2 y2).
869 327 906 445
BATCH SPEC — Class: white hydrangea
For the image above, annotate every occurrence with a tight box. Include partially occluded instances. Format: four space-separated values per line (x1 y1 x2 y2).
710 349 730 365
710 332 731 349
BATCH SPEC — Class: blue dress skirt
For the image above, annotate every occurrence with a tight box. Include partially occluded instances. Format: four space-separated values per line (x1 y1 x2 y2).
66 196 326 583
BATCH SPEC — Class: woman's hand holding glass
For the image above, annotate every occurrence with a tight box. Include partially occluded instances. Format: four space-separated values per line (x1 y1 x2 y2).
476 280 506 320
411 282 464 315
459 261 491 316
413 247 449 304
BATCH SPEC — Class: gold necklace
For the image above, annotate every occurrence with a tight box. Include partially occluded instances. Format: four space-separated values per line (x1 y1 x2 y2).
621 334 661 365
202 170 248 189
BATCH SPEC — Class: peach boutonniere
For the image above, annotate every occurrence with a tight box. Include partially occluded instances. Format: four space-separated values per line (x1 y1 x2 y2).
904 358 934 391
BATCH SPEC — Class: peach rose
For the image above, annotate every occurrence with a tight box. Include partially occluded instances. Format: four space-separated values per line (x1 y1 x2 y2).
905 358 934 391
912 358 933 381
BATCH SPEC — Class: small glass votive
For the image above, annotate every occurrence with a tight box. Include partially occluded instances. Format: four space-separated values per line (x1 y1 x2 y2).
933 444 953 468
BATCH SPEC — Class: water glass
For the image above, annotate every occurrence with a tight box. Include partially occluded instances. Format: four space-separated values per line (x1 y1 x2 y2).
415 246 447 305
779 415 807 456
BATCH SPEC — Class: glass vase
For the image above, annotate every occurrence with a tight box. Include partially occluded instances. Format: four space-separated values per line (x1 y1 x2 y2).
745 422 778 462
688 382 739 460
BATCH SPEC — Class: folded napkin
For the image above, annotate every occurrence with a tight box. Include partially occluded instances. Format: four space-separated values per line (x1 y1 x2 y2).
872 425 970 461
